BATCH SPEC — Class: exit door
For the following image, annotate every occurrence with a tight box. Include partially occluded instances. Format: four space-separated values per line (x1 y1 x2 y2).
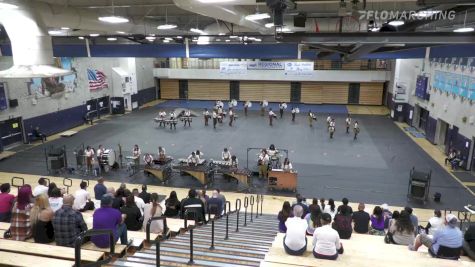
348 83 360 104
179 80 188 99
0 117 23 147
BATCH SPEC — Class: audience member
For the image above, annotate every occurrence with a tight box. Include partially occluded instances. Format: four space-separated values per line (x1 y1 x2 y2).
320 198 326 211
31 194 55 243
409 214 463 258
180 189 206 223
369 206 385 236
33 178 49 197
52 194 88 247
10 185 33 241
73 181 94 212
323 198 337 219
133 188 145 215
111 187 125 210
91 194 128 248
164 191 181 217
121 195 143 231
48 188 63 213
292 194 309 218
312 213 343 260
308 198 320 212
352 203 370 234
47 182 58 198
382 203 393 229
388 211 400 230
305 204 322 235
283 205 308 256
463 224 475 260
199 189 209 205
386 210 415 245
405 206 419 231
278 201 293 233
332 205 352 239
94 178 107 200
143 193 163 234
138 185 151 204
207 190 224 217
425 210 444 236
0 183 15 222
337 198 353 215
216 189 226 213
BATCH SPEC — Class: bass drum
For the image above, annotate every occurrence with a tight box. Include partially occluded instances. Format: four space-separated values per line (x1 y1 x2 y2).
101 149 117 166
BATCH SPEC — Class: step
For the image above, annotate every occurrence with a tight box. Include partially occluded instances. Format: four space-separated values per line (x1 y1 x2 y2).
170 236 271 250
141 246 262 263
193 228 276 241
113 254 253 267
155 241 267 257
131 251 260 266
213 222 279 232
184 232 275 244
208 224 278 235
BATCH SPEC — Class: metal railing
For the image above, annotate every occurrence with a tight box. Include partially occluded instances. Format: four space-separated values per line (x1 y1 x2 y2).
184 210 198 265
235 199 241 232
260 194 264 216
74 229 114 267
11 176 24 188
250 195 254 223
224 201 231 240
145 216 168 267
243 196 249 227
63 177 72 194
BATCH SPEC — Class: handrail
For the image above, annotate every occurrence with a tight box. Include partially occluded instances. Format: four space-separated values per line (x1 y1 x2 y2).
235 199 241 232
63 177 72 194
11 177 24 188
224 201 231 240
243 196 249 227
74 229 114 267
207 205 220 250
250 195 255 223
146 216 168 267
260 194 264 216
256 195 260 219
184 210 198 265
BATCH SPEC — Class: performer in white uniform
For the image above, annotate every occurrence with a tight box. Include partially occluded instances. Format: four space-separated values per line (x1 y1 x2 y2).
345 115 352 134
222 148 232 162
228 108 235 127
203 108 210 126
353 121 360 140
268 108 277 126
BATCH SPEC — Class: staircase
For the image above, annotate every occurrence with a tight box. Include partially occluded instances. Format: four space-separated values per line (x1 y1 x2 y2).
111 211 278 267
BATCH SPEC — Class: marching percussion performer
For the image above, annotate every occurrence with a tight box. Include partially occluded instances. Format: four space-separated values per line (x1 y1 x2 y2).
195 150 204 159
308 110 317 127
158 146 167 161
283 157 293 172
133 144 141 167
183 109 192 127
268 108 277 126
97 144 105 172
217 106 224 123
143 153 154 167
326 114 332 131
244 101 252 116
169 111 177 130
187 151 200 166
268 144 277 157
261 100 268 116
203 108 210 126
228 108 235 127
258 149 269 178
212 109 218 129
345 114 352 134
230 155 238 168
353 121 360 140
279 102 287 118
159 110 167 127
329 119 336 139
291 107 297 122
85 146 95 174
222 148 231 162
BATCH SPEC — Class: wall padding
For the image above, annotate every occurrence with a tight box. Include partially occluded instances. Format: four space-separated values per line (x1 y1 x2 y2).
188 80 230 100
239 81 290 102
160 79 179 99
359 83 383 105
301 82 349 104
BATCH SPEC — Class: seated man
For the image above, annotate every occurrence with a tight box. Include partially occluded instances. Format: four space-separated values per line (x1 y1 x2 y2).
409 214 463 259
283 205 308 256
313 213 343 260
463 224 475 260
32 126 47 142
52 195 88 247
0 183 15 222
91 194 128 248
94 178 107 201
73 181 95 212
180 189 206 223
352 203 370 234
207 191 224 217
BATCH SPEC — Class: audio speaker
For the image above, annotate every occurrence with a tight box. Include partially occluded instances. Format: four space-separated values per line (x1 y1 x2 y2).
294 14 306 27
8 99 18 108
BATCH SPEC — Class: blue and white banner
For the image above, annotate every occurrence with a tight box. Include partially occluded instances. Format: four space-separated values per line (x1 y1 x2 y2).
247 61 285 70
219 62 247 75
433 70 475 100
284 62 314 76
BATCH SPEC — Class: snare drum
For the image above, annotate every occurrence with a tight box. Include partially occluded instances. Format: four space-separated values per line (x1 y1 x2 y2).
101 149 116 166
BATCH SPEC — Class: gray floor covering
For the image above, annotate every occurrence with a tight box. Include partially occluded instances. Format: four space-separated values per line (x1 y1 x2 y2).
0 106 473 210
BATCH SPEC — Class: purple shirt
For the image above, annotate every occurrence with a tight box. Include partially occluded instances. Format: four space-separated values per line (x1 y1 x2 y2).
0 193 15 213
91 207 122 248
370 215 385 231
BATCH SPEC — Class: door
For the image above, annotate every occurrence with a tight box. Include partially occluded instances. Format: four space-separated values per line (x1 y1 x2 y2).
179 80 188 99
0 117 23 147
290 82 301 103
418 108 429 133
348 83 360 104
230 81 239 100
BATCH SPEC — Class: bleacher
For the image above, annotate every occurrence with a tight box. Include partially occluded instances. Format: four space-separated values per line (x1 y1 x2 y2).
0 172 474 267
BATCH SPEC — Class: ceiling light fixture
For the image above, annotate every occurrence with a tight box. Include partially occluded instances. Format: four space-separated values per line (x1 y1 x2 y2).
164 37 173 41
48 30 63 35
225 39 230 42
254 38 262 42
107 37 117 41
265 23 275 28
190 28 206 34
454 11 474 33
116 31 126 34
197 0 235 3
0 3 18 9
245 13 270 21
388 20 404 26
157 8 177 30
78 36 85 40
98 0 129 24
176 36 183 39
145 36 156 40
230 35 238 39
216 38 221 41
218 32 226 36
61 27 70 30
163 39 170 43
89 33 100 37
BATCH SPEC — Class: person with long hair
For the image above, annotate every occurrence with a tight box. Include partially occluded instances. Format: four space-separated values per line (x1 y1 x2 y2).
143 193 163 234
332 205 352 239
387 210 415 245
121 195 143 231
305 204 322 235
48 188 63 212
164 191 181 218
31 194 55 243
47 182 58 198
10 185 34 241
278 201 293 233
369 206 385 236
313 213 343 260
323 198 336 219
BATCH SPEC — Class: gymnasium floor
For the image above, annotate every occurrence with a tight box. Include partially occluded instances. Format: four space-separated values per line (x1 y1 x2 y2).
0 100 473 209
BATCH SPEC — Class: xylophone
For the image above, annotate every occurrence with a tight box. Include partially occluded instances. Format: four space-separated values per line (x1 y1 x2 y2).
211 160 252 187
174 161 214 185
144 164 172 184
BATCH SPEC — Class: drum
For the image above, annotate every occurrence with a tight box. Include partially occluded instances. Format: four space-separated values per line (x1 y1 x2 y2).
246 101 252 108
101 149 116 166
282 103 287 109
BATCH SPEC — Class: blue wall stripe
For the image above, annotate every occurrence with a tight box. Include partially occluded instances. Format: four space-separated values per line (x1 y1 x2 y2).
429 45 475 58
0 44 12 56
23 104 86 136
137 87 157 106
189 44 298 59
90 44 186 58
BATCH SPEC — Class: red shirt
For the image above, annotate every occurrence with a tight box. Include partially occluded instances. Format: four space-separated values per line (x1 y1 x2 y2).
0 193 15 213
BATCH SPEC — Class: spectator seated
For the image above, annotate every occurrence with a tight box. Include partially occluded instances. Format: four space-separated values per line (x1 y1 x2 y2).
429 245 462 260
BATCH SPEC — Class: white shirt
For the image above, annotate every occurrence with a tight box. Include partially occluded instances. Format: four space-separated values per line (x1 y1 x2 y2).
229 110 234 116
231 158 238 167
212 111 217 118
330 121 335 127
159 111 166 117
85 149 95 158
170 112 175 119
185 110 191 116
143 203 163 234
73 189 90 210
292 109 296 114
218 107 223 114
133 148 141 157
284 217 308 251
345 118 351 125
188 155 199 164
354 123 359 129
327 116 331 123
97 148 105 157
312 224 341 256
222 151 231 161
49 197 63 212
134 196 145 216
283 162 293 171
323 206 337 219
144 154 153 163
428 216 444 236
204 111 209 116
245 101 251 107
32 184 49 197
269 111 276 116
259 153 269 164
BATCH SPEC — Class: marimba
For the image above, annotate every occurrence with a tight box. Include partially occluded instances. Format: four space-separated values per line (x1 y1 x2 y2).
174 159 213 185
144 164 172 183
212 160 251 187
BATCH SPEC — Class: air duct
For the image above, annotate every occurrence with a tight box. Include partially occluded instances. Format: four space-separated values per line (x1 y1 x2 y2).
0 0 71 78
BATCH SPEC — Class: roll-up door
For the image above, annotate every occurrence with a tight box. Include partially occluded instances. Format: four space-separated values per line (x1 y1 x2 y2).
301 82 349 104
239 81 290 102
188 80 230 100
359 83 383 105
159 79 179 99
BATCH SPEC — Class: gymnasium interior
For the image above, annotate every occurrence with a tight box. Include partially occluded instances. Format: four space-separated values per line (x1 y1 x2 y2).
0 0 475 266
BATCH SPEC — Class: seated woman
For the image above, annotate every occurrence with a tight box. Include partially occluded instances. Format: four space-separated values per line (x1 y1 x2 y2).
10 185 33 241
164 191 181 218
268 144 278 157
121 195 143 231
48 188 63 213
282 158 293 172
332 205 352 239
425 210 444 236
305 205 322 235
445 150 456 165
387 210 415 245
313 213 343 260
143 193 163 234
31 194 55 243
278 201 293 233
0 183 15 222
283 205 308 256
463 224 475 260
369 206 385 236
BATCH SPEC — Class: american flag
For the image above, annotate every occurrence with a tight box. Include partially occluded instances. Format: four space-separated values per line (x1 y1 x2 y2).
87 69 108 90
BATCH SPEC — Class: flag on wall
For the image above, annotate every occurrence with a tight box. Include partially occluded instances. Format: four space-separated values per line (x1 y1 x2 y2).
87 68 108 90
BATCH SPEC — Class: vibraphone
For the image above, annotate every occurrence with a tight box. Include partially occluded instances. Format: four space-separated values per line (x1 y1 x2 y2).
144 158 173 183
174 159 214 185
179 116 193 123
212 160 252 187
